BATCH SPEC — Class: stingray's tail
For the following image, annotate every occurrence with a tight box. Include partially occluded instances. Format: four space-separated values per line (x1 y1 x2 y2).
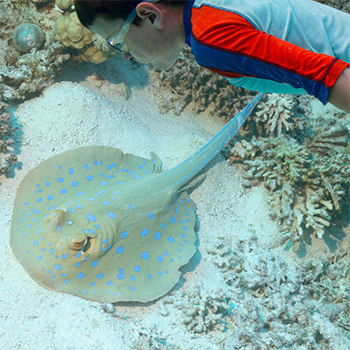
161 92 265 189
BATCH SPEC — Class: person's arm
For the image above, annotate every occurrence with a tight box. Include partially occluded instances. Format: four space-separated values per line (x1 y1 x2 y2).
328 68 350 113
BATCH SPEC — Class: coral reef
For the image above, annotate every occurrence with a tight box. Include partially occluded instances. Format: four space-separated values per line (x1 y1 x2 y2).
206 237 350 349
0 104 17 176
155 47 256 118
13 23 46 54
228 129 349 246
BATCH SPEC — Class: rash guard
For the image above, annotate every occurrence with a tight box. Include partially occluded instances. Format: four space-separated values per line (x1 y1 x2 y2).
183 0 350 104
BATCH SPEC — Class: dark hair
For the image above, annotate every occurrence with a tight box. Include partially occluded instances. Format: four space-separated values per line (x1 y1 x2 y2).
74 1 186 28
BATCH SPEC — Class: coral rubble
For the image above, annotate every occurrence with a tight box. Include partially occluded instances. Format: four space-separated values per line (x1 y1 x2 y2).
205 237 350 349
13 23 46 54
0 105 17 176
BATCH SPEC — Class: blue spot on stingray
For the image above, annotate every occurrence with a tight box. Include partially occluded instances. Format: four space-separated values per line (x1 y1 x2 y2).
33 240 38 246
99 182 108 186
76 192 85 197
165 270 169 274
119 269 124 274
168 237 175 243
72 181 78 187
90 282 95 287
49 249 54 254
86 213 96 222
121 231 128 239
166 206 169 211
108 212 116 219
161 223 166 229
121 168 129 172
130 275 135 281
84 164 89 170
41 248 45 252
144 170 150 174
129 286 135 291
47 195 54 200
62 255 67 259
170 217 175 224
86 175 94 181
23 232 28 236
60 189 67 194
141 251 149 260
130 171 136 175
37 228 42 234
170 258 174 262
65 279 69 284
36 198 43 203
37 255 42 260
140 229 149 237
24 202 29 205
68 168 74 174
114 191 120 195
164 251 169 256
129 204 134 210
148 212 153 219
59 165 62 169
25 224 32 229
55 265 61 270
36 184 40 187
97 273 104 279
103 201 110 206
116 246 124 254
158 256 163 262
100 161 103 165
138 165 143 169
88 229 95 234
148 274 152 279
55 255 59 259
98 190 106 195
95 225 100 229
45 182 50 186
77 272 84 279
154 232 161 240
117 274 124 280
103 238 108 244
177 249 182 252
134 265 141 273
75 252 81 258
91 260 98 268
175 208 179 213
75 204 82 209
183 227 188 232
158 271 162 276
75 262 81 267
58 177 64 183
107 165 112 170
181 233 186 238
94 161 98 166
107 281 113 286
48 205 56 210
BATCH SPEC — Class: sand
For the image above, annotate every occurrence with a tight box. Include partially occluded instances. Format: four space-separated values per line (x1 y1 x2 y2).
0 56 349 349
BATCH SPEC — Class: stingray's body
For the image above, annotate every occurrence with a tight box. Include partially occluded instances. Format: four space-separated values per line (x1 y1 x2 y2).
10 93 264 303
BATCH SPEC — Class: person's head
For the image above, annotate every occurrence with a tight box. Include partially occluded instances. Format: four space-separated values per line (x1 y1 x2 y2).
74 0 187 70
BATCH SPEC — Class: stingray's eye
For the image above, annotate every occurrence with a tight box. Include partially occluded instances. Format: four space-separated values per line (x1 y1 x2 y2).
69 233 88 250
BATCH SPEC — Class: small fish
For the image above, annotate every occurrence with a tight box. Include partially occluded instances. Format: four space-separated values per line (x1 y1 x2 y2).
10 92 264 303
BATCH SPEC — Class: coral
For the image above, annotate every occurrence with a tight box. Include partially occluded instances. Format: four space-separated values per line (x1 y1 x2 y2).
12 23 46 54
155 47 256 118
227 130 350 245
206 238 350 349
253 93 308 137
0 31 70 101
0 107 17 176
55 11 118 64
316 0 350 13
55 0 73 11
164 283 233 333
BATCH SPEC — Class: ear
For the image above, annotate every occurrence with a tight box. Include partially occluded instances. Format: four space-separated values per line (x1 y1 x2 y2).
136 2 164 29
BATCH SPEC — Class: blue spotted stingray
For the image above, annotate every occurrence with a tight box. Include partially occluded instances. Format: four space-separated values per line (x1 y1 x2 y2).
10 93 264 303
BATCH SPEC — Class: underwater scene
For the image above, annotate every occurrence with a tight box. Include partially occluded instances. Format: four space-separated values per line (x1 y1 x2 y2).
0 0 349 349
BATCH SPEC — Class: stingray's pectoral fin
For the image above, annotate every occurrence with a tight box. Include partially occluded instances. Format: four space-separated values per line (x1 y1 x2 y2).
178 174 206 194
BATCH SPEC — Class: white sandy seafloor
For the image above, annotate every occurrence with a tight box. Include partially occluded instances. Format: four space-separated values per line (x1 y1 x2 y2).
0 56 349 350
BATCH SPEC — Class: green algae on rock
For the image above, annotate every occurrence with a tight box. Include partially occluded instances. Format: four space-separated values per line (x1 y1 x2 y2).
13 23 45 54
